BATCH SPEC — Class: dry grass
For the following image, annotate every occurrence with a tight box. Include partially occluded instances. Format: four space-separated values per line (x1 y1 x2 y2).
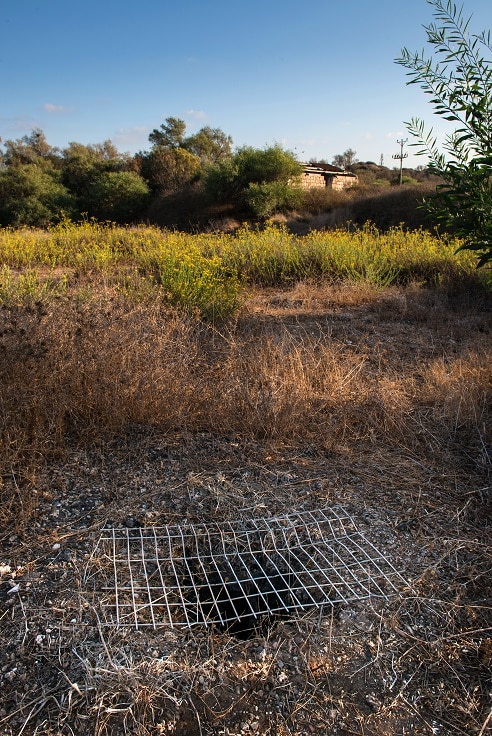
0 276 490 528
0 275 490 735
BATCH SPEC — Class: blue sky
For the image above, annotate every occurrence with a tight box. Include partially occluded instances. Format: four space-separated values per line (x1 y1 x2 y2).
1 0 491 168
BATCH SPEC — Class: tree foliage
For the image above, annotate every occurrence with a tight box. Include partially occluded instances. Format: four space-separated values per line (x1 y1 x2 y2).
183 126 233 164
61 140 127 205
396 0 492 267
86 171 150 222
234 144 302 187
205 144 303 216
332 149 358 170
148 117 187 149
0 132 148 225
139 147 201 194
1 129 58 168
0 119 305 226
245 180 303 218
142 117 233 191
0 164 74 226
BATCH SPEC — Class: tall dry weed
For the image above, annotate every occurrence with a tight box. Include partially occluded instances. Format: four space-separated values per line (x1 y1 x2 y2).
1 277 490 531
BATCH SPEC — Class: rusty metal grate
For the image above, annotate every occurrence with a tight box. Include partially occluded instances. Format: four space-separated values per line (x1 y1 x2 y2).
87 506 411 630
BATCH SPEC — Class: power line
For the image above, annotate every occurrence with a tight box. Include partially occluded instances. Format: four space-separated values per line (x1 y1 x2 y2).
392 138 408 185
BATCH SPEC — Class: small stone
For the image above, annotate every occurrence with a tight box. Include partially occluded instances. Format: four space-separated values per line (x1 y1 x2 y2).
365 693 381 710
52 543 61 551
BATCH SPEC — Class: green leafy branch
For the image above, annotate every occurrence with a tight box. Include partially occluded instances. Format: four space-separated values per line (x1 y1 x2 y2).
396 1 492 267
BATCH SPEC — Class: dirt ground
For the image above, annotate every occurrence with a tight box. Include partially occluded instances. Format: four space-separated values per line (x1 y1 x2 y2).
0 283 491 735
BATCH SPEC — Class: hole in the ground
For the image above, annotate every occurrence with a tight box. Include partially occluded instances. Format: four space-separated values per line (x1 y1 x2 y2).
194 572 296 639
89 506 413 631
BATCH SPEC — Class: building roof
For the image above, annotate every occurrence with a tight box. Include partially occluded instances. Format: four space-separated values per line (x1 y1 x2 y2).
303 162 344 173
302 163 358 177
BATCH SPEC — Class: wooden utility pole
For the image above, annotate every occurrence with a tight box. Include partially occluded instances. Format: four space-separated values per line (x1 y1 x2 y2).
392 138 408 185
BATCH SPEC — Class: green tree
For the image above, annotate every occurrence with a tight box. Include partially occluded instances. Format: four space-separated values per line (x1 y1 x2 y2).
205 144 303 215
143 117 234 199
234 144 302 187
396 0 492 267
183 126 233 164
203 156 240 201
148 117 187 149
0 164 74 226
61 140 135 216
245 180 303 218
139 147 201 193
1 129 60 168
86 171 150 222
332 149 358 170
62 141 125 194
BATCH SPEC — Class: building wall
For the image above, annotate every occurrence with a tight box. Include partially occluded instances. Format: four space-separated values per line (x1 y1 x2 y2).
330 174 357 191
300 171 358 191
301 172 326 189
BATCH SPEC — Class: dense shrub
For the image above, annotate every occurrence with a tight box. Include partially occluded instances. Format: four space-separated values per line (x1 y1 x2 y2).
245 181 303 218
0 164 75 226
205 144 303 215
139 148 201 194
85 171 150 223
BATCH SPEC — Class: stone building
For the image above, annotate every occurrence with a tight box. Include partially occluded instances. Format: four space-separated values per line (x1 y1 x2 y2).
301 163 358 190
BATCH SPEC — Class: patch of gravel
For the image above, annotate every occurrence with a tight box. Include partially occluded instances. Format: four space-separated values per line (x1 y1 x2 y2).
1 430 490 735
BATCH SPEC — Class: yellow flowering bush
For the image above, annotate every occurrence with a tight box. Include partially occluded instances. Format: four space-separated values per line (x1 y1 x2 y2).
0 219 480 314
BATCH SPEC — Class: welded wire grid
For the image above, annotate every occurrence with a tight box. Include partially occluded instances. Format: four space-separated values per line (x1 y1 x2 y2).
87 506 412 630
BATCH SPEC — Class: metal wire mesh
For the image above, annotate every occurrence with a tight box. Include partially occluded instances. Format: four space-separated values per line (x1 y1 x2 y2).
87 506 411 630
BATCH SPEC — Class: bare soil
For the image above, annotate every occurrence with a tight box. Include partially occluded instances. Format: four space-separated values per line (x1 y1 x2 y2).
0 282 491 735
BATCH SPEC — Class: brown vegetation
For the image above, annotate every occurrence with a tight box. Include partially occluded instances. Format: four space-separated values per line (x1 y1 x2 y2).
0 277 491 735
148 182 440 234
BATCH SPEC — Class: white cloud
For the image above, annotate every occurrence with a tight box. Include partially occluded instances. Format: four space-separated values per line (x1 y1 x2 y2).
43 103 73 114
